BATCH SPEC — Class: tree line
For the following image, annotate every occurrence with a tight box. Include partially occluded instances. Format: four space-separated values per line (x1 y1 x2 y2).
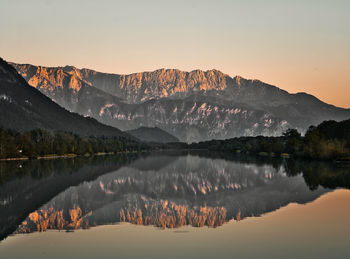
189 119 350 161
1 119 349 161
0 128 148 159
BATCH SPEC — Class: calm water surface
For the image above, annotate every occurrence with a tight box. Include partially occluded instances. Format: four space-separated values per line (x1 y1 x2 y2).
0 151 349 258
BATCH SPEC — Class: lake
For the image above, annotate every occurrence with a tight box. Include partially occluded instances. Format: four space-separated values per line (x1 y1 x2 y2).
0 151 350 258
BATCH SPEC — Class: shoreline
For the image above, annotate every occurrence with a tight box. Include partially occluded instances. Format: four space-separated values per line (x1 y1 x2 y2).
0 151 118 162
1 148 349 163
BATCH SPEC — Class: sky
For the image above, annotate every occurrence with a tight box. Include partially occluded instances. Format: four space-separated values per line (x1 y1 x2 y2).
1 0 349 108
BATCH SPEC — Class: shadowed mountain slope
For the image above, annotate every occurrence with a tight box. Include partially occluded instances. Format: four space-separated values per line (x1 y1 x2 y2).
126 126 179 143
0 58 132 139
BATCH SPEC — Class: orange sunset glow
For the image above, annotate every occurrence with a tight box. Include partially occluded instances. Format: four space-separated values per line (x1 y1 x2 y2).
1 0 349 107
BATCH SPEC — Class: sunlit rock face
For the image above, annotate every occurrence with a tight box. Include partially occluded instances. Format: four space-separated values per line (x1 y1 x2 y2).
15 154 327 232
11 63 350 142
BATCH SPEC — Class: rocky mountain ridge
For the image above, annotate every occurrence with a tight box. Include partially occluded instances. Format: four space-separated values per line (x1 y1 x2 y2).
10 63 290 104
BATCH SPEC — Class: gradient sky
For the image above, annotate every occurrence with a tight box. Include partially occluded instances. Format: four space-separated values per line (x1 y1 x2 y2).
1 0 349 107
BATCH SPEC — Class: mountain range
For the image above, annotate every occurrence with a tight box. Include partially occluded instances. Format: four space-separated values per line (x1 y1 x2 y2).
10 62 350 142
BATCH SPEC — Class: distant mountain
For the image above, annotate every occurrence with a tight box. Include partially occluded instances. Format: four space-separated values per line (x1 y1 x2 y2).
0 58 132 139
11 63 350 142
126 126 179 143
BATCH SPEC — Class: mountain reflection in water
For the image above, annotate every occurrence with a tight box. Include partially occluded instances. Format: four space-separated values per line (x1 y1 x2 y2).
1 151 350 239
